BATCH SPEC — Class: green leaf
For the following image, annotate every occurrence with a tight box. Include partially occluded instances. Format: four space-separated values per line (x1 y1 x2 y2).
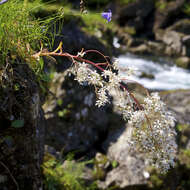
11 119 24 128
111 160 118 168
57 99 63 106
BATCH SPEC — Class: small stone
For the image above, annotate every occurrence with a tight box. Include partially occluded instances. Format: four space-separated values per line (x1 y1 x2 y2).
175 57 190 69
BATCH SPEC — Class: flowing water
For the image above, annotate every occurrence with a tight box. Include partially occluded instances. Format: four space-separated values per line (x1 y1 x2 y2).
117 53 190 90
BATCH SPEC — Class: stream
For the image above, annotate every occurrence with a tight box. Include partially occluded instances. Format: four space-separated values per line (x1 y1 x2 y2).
117 53 190 90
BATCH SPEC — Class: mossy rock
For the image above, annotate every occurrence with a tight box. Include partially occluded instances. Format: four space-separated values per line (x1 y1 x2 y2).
124 26 136 35
175 57 190 69
139 72 155 79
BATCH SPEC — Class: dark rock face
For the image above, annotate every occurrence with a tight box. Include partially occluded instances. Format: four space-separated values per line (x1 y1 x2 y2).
153 0 185 31
0 64 45 190
44 72 111 154
117 0 155 35
53 17 112 54
167 19 190 35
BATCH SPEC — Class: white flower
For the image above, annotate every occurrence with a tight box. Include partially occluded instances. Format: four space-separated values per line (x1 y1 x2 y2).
112 58 119 70
67 58 177 172
102 70 121 88
77 51 86 57
95 87 109 107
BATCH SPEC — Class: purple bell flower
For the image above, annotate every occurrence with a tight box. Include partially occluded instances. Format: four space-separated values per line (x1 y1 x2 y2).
101 9 112 23
0 0 8 5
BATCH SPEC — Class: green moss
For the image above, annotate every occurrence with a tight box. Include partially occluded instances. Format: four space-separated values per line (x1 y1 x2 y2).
43 153 97 190
149 173 164 188
43 152 102 190
183 2 190 16
124 26 136 35
119 0 136 5
93 154 109 180
159 89 189 96
111 160 118 168
176 123 189 132
175 57 190 69
32 3 72 18
155 1 168 11
58 109 71 118
179 149 190 169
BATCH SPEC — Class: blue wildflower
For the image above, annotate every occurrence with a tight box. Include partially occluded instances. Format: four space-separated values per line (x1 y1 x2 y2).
0 0 8 5
101 9 112 23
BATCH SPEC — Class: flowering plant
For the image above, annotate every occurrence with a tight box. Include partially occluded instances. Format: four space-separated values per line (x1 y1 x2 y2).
32 40 177 172
0 0 8 5
101 9 112 22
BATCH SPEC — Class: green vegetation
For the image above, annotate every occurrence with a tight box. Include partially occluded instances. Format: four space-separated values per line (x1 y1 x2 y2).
0 0 50 63
176 123 189 132
183 2 190 16
124 26 136 35
11 119 25 128
86 0 110 10
155 1 168 11
111 160 118 168
80 11 114 35
0 0 64 96
86 0 136 9
119 0 136 5
43 153 98 190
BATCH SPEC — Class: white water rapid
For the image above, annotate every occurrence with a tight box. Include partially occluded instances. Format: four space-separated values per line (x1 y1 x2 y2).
118 53 190 90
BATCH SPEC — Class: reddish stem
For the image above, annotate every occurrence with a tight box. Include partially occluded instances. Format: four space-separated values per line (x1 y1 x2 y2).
84 49 110 65
35 50 144 111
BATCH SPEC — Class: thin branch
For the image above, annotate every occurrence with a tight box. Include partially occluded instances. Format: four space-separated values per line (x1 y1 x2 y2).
0 161 19 190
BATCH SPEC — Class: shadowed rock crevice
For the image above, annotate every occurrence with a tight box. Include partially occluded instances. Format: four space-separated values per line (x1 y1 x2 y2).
0 63 45 190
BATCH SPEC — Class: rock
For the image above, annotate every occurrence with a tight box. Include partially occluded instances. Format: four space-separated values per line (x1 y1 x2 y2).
127 37 145 48
124 37 165 56
0 64 45 190
43 72 110 154
117 0 154 34
99 125 148 189
155 28 190 57
155 29 165 41
175 56 190 69
167 19 190 35
162 31 183 55
182 35 190 56
146 40 165 55
155 30 185 56
140 72 155 79
44 145 61 159
160 90 190 124
153 0 186 31
129 44 150 54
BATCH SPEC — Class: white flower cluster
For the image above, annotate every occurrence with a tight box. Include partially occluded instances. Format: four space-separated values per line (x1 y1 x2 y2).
68 60 177 172
129 93 177 172
69 62 122 107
